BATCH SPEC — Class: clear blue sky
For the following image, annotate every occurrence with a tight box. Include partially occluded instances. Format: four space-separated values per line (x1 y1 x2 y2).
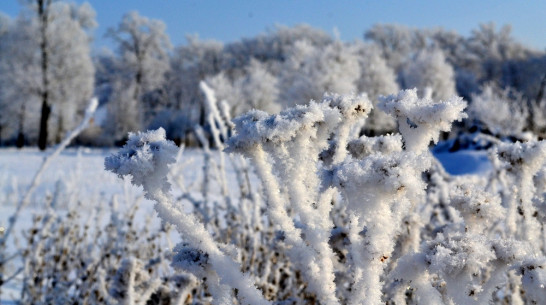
1 0 545 51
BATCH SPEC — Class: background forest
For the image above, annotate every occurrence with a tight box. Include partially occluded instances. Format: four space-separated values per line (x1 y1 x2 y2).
1 1 545 149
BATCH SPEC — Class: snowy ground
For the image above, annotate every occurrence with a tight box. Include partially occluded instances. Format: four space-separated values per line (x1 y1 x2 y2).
0 145 492 232
0 146 218 249
0 145 491 215
0 146 209 210
0 145 491 302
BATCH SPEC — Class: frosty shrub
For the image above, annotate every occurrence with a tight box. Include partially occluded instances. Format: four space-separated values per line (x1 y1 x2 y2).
467 84 528 138
105 86 546 304
16 202 194 305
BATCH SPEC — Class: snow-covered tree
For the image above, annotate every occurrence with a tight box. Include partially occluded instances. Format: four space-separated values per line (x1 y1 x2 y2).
429 28 467 66
105 11 172 142
168 36 224 129
47 2 96 143
278 39 360 107
0 1 95 148
365 24 429 74
35 0 52 150
0 14 22 145
467 84 527 137
208 59 281 115
354 42 399 133
402 48 457 101
354 42 399 99
223 24 332 70
466 23 532 82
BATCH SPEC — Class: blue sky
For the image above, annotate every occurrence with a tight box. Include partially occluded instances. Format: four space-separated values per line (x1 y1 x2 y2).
1 0 545 51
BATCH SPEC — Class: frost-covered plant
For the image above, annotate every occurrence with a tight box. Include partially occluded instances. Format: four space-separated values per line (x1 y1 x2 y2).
404 139 546 304
208 59 282 116
489 141 546 248
227 92 374 305
191 83 312 302
105 127 270 305
1 97 195 304
104 85 546 304
13 199 193 305
227 88 546 304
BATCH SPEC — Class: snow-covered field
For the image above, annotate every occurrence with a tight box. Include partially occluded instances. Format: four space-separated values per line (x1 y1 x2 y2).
0 143 490 302
0 146 222 211
0 146 232 242
0 144 489 220
0 145 489 212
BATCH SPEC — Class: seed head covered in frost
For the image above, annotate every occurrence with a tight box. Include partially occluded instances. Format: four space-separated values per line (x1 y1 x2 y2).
226 93 371 153
171 243 209 275
226 105 329 151
322 92 372 121
450 184 505 232
378 89 467 152
517 258 546 304
416 232 537 304
105 127 270 305
496 141 546 171
490 239 530 263
418 232 515 303
347 134 403 159
425 233 496 277
104 128 178 199
332 151 431 224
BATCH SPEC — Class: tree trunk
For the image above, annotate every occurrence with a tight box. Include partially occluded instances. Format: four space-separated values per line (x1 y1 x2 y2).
56 107 63 143
16 131 25 148
132 60 143 130
37 0 51 150
16 103 26 148
536 74 546 107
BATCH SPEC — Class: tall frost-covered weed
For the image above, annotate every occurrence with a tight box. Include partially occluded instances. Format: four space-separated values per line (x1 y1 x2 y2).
105 85 546 304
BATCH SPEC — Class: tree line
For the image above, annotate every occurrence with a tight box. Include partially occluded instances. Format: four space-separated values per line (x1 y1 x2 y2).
1 0 545 149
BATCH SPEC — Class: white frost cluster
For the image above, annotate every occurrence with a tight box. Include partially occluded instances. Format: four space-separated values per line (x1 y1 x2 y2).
347 134 403 159
227 92 371 152
379 89 467 152
105 128 178 200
